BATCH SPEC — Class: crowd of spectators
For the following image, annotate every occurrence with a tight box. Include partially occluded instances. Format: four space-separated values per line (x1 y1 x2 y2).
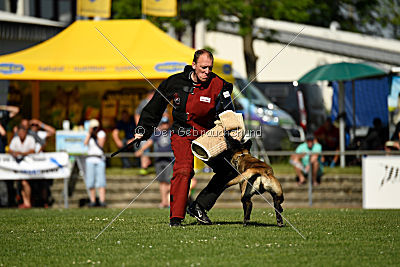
0 104 56 208
291 116 397 186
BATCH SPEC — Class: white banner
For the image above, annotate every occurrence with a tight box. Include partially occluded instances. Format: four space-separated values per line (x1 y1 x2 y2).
363 156 400 209
0 152 71 180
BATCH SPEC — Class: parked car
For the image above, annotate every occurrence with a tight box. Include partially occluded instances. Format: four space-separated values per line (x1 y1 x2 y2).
254 81 327 133
233 77 304 150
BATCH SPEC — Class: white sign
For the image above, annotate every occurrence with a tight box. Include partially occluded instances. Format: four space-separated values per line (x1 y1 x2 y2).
363 156 400 209
0 152 71 180
56 130 88 154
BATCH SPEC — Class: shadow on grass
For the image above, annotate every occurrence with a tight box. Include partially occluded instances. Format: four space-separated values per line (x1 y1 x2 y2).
185 221 286 227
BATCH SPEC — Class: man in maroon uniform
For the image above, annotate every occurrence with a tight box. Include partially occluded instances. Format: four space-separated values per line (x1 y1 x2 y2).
132 49 235 226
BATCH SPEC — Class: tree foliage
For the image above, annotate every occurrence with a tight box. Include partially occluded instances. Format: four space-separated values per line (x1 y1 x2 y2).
112 0 400 79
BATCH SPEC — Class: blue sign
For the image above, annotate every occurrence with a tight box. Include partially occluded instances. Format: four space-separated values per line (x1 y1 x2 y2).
222 64 232 75
0 63 25 74
155 62 186 73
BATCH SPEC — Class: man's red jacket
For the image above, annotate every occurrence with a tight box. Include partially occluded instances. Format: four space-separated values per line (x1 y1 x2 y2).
137 65 234 140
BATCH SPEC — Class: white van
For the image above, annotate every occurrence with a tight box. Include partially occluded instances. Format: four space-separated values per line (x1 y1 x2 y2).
233 77 304 150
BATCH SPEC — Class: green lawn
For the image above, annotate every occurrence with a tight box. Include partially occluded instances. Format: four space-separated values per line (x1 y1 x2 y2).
1 208 398 266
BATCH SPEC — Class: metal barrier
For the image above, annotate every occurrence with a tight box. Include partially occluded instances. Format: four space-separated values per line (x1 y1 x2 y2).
105 150 400 207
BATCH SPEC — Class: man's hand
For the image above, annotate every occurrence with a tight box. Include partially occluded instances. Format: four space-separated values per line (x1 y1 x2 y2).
305 165 310 173
128 133 143 145
111 133 143 158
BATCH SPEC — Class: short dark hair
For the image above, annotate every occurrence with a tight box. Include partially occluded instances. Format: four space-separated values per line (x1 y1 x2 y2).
18 124 27 131
193 49 213 63
306 133 314 141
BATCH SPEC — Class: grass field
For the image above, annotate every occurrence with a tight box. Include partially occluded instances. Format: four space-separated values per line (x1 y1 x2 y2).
1 208 399 266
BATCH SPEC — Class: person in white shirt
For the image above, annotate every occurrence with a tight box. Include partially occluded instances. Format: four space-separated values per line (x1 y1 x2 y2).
8 125 36 208
84 119 107 207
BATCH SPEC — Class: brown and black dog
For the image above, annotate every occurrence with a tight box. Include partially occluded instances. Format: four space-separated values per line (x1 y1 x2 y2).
224 133 284 227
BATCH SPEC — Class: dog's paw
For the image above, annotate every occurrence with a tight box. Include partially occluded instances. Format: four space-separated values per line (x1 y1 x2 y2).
243 220 250 227
277 219 284 227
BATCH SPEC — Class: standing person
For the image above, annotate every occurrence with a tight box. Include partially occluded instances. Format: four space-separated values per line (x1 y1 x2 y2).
0 105 19 153
29 119 56 207
8 125 36 208
130 49 235 226
0 105 19 207
314 118 339 167
84 119 107 207
112 110 136 168
290 133 323 186
29 119 56 153
135 92 155 175
361 117 387 150
135 116 173 208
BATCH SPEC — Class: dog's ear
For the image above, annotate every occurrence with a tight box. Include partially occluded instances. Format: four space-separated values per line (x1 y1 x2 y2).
224 131 241 150
242 139 252 151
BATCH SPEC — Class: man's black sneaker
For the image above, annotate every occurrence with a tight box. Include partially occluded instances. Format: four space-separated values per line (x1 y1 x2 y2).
187 202 212 225
169 218 182 227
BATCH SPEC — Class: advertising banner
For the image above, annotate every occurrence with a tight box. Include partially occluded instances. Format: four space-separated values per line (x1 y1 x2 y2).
77 0 111 18
0 152 70 180
363 156 400 209
142 0 177 17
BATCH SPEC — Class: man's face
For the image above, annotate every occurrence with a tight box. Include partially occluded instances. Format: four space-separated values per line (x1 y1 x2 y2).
307 139 314 149
31 124 39 132
192 54 213 82
121 112 129 122
18 128 27 141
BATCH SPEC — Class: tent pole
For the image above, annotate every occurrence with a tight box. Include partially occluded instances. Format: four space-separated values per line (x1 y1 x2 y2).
32 80 40 119
339 81 346 168
352 80 356 139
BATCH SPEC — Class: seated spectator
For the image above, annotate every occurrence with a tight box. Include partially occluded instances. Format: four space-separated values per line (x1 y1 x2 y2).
135 116 173 208
384 121 400 152
84 119 107 207
290 133 323 186
361 118 388 150
8 125 36 208
391 121 400 142
314 118 339 167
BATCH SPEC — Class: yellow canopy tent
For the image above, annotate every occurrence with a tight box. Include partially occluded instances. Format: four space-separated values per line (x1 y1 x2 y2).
0 19 233 81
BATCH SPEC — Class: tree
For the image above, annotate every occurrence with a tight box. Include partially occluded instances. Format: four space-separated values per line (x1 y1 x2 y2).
372 0 400 40
199 0 313 80
112 0 176 33
305 0 380 33
112 0 141 19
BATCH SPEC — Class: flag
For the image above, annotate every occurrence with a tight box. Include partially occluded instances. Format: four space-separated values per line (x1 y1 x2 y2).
142 0 177 17
77 0 112 18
